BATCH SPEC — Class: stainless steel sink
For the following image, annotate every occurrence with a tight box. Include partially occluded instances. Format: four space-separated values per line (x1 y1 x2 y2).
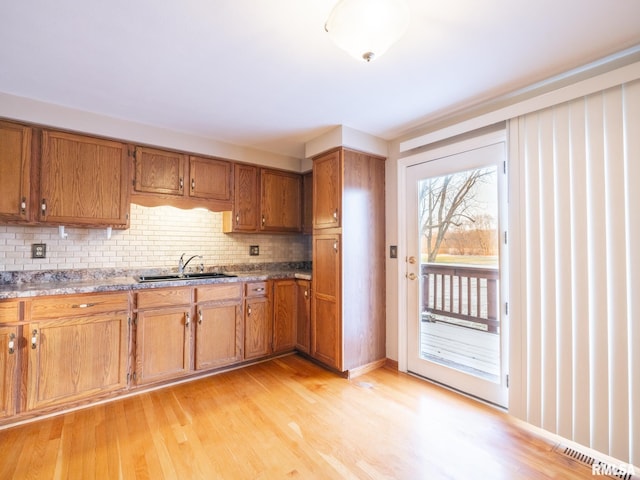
136 272 237 283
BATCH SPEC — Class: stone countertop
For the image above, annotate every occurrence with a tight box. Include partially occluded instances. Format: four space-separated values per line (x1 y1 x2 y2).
0 265 312 300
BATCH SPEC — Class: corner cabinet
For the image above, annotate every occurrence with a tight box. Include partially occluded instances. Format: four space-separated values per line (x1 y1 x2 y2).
40 130 130 228
0 121 32 223
311 148 386 374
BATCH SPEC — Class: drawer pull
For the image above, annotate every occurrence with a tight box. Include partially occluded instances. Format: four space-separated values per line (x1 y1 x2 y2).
304 289 309 299
185 312 191 327
8 333 15 355
198 309 203 325
247 305 252 317
31 330 38 350
254 287 265 292
72 303 97 309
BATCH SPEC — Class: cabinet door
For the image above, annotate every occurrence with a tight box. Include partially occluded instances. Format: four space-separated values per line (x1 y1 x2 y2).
302 172 313 234
0 121 31 222
260 169 302 232
134 146 186 196
313 150 342 229
189 156 233 201
244 296 271 360
311 234 342 370
40 131 130 227
135 308 192 385
231 163 259 231
194 303 243 370
272 280 297 353
296 280 311 354
0 325 19 419
26 314 129 411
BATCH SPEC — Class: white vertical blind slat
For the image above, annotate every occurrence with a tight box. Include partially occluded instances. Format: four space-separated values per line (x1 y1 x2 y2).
603 87 629 461
552 104 573 441
513 79 639 464
622 80 640 466
584 92 610 456
568 98 591 447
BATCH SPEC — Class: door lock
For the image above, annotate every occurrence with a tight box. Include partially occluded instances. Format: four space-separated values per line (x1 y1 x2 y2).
407 256 417 264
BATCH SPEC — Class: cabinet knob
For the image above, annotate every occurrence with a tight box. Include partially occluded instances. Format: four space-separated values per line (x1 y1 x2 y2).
41 199 47 215
304 289 308 299
235 213 240 224
247 305 252 317
333 209 338 221
20 197 26 215
333 241 338 253
31 330 38 349
179 178 184 190
261 214 265 226
8 333 15 355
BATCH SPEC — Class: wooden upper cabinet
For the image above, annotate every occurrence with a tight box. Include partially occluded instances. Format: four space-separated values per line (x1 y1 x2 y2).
189 156 233 201
0 121 32 223
260 169 302 232
224 163 259 232
40 130 130 228
313 149 342 230
134 146 186 196
302 172 313 234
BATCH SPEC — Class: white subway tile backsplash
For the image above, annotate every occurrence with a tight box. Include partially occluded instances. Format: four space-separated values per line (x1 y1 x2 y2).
0 204 311 272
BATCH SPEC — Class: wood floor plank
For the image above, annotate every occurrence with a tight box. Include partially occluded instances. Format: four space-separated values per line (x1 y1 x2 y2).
0 354 602 479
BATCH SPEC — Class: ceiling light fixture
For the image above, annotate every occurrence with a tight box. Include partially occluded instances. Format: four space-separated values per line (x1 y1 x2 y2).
324 0 409 62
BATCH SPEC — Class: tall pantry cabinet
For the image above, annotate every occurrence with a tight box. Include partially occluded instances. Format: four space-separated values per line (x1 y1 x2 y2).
310 147 386 374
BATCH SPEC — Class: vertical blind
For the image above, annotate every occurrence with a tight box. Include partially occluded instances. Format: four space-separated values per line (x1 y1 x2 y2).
511 78 639 465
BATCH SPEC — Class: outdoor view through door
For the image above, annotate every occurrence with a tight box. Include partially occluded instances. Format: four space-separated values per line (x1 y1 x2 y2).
406 139 507 407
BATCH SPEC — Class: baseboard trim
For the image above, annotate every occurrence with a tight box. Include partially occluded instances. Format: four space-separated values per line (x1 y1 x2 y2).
347 358 387 379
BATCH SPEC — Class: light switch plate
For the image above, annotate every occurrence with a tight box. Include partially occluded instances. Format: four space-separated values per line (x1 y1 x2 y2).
389 245 397 259
32 243 47 259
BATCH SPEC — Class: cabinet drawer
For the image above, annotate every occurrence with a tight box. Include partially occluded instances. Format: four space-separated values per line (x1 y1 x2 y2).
136 287 192 309
31 293 129 320
0 301 20 322
196 283 242 303
245 282 268 297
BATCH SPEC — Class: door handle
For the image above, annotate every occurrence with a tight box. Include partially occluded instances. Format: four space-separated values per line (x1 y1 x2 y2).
407 256 417 264
406 272 417 280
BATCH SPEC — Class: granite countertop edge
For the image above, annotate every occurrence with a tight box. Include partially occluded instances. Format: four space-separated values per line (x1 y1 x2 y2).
0 265 312 300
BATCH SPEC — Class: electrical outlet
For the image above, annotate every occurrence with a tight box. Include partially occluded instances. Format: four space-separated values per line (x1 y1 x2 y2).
389 245 397 259
249 245 260 256
32 243 47 259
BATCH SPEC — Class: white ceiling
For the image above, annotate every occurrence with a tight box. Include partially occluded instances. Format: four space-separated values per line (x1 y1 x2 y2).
1 0 639 159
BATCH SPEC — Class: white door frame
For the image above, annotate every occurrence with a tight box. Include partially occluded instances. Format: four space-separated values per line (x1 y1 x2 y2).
396 129 508 378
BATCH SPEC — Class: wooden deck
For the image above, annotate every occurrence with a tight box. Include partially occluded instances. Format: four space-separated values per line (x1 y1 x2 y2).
421 318 500 382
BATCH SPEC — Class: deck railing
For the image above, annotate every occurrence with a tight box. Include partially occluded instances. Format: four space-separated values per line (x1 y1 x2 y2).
421 263 499 333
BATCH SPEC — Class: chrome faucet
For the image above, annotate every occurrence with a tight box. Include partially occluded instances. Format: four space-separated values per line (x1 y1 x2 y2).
178 253 203 275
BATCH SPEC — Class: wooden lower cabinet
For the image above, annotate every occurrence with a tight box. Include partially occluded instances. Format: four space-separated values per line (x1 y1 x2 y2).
0 325 19 418
311 234 342 370
296 279 311 354
272 280 297 353
26 314 129 410
243 282 271 360
194 284 243 370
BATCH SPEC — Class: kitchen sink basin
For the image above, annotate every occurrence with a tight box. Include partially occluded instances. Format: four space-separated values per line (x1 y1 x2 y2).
136 272 237 283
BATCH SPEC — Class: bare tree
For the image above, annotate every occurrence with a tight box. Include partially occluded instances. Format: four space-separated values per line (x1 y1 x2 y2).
419 168 495 262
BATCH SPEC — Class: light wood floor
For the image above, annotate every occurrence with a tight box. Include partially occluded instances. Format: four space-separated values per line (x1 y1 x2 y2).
0 354 594 479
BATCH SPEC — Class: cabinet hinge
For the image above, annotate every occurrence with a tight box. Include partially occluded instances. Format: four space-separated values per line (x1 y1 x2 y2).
506 374 509 388
503 160 507 174
505 302 509 316
504 230 507 244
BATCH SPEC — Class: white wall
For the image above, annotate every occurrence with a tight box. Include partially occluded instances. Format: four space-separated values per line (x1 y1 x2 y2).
0 93 302 172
